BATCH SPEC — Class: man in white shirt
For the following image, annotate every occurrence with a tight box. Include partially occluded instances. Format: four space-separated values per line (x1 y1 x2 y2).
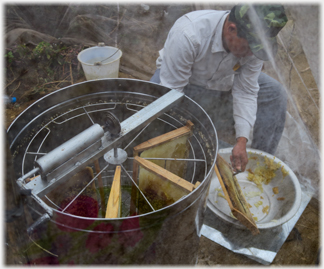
150 4 288 173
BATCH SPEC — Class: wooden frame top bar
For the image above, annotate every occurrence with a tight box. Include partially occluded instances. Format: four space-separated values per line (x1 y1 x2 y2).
134 120 194 152
134 156 194 193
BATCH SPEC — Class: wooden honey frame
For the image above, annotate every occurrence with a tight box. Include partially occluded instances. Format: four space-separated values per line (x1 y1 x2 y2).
130 120 200 214
215 154 259 235
105 166 122 218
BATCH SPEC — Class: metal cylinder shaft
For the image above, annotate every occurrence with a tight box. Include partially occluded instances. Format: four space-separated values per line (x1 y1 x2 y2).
35 124 104 175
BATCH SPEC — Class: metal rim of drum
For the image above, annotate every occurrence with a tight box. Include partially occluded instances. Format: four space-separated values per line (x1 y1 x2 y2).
7 79 218 221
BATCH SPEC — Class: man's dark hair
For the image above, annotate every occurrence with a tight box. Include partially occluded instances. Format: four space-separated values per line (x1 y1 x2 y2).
228 5 246 39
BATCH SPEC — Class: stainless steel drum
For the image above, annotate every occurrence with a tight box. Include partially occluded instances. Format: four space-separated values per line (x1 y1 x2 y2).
6 79 218 265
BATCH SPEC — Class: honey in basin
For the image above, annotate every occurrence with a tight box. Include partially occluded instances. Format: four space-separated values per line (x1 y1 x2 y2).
207 148 302 230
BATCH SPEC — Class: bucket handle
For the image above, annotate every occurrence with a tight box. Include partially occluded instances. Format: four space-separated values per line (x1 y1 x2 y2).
94 43 120 66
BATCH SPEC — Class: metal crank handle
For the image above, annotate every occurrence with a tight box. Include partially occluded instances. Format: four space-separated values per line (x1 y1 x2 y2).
27 213 51 235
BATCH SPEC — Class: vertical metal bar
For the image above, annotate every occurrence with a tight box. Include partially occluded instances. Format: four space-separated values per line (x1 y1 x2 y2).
61 163 110 212
120 164 155 212
83 106 95 125
22 127 51 175
33 127 51 164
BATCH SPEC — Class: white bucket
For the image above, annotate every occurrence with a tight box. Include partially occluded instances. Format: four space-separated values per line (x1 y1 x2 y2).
77 45 122 80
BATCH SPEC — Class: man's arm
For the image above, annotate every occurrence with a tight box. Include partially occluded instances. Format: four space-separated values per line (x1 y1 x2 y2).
231 56 263 172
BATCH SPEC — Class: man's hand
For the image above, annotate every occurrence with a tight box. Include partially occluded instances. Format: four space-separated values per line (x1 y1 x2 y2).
230 137 248 173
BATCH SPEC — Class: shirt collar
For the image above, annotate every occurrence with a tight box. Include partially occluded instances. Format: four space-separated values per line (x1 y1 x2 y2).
211 11 230 53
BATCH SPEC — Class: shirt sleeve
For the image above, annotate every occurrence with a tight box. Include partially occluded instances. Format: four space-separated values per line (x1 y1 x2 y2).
232 57 263 140
159 25 198 92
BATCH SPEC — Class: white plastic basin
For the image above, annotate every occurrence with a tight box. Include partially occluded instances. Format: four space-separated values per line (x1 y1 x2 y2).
207 148 302 229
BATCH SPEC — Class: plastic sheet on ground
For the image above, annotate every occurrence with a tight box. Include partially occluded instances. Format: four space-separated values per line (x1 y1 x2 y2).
201 179 313 265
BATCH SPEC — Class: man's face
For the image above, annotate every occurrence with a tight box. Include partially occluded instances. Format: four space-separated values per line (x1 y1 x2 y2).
226 35 253 58
223 19 254 58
